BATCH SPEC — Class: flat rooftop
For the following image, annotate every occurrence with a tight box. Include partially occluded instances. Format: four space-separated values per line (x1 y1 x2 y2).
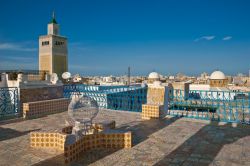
0 110 250 166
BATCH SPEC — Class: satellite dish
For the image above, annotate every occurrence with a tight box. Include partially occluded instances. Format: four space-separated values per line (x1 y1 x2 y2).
62 72 71 80
50 73 58 84
72 74 81 83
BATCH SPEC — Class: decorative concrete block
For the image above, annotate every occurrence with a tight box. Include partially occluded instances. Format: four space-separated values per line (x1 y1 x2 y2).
142 104 164 120
23 98 70 119
30 122 132 164
141 86 168 120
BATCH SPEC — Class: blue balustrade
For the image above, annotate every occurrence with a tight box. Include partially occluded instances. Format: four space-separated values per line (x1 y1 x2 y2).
63 84 147 112
169 89 250 124
0 87 19 119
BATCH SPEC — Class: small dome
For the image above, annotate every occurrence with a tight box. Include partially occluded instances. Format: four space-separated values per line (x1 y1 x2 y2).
153 81 162 86
210 70 226 80
148 72 160 79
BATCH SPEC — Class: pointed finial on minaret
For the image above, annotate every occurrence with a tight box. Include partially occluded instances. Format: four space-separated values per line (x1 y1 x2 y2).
52 11 55 19
50 11 57 24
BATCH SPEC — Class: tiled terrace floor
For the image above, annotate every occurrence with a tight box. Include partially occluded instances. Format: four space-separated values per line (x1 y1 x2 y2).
0 110 250 166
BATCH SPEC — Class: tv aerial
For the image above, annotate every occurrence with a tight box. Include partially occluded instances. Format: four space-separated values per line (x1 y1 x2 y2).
50 73 58 84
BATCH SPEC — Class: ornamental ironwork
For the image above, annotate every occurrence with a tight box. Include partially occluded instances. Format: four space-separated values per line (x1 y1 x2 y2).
169 89 250 124
63 84 147 112
0 87 19 118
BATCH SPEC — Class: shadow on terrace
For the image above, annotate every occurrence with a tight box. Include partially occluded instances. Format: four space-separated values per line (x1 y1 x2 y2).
32 116 180 166
154 121 250 166
0 127 40 142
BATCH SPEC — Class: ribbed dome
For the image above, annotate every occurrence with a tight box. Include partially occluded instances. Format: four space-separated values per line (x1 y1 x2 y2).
210 70 226 80
148 72 160 79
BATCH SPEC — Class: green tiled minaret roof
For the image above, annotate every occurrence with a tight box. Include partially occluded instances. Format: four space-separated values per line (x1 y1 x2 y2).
50 11 57 24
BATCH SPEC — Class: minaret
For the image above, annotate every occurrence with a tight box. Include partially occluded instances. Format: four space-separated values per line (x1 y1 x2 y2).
48 11 59 35
39 12 68 78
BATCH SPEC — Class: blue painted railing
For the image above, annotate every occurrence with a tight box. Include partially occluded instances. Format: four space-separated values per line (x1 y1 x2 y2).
169 89 250 124
0 87 19 119
63 84 147 112
64 84 250 124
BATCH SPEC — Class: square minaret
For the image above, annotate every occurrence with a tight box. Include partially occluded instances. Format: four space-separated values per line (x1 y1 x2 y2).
39 12 68 79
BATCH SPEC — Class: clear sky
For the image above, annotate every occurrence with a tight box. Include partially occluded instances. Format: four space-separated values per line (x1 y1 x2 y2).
0 0 249 76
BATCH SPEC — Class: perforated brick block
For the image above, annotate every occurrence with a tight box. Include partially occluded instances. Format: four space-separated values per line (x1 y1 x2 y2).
142 104 164 120
30 128 132 164
23 98 70 119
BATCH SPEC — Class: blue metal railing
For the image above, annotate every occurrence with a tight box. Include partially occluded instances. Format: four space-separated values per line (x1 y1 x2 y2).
0 87 19 119
169 89 250 124
1 84 249 124
63 84 147 112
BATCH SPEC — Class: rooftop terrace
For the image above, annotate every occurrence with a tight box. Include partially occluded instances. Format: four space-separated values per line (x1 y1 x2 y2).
0 109 250 166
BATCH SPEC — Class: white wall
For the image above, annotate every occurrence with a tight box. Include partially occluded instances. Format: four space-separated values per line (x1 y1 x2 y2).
189 84 238 100
190 84 210 91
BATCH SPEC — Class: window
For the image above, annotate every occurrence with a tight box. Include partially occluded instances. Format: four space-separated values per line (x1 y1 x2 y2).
42 41 49 46
55 41 64 46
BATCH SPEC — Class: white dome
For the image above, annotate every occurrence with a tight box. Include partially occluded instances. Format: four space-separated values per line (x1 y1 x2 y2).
210 70 226 80
148 72 160 79
153 81 162 86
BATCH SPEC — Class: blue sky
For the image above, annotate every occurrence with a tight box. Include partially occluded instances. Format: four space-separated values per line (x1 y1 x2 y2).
0 0 249 76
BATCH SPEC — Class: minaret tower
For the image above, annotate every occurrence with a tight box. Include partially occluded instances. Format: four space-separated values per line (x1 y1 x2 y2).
39 12 68 78
48 11 59 35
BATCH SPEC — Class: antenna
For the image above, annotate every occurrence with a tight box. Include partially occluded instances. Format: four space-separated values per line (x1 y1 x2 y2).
128 66 130 86
52 11 55 19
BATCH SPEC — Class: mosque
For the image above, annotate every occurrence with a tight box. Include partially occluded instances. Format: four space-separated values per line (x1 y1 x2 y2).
209 70 228 87
190 70 229 92
147 72 161 84
145 69 231 101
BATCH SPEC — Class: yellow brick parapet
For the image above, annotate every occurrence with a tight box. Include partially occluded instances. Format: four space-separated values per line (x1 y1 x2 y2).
141 85 168 120
30 121 131 164
63 130 132 163
30 132 67 151
23 98 70 119
142 104 165 120
61 120 116 134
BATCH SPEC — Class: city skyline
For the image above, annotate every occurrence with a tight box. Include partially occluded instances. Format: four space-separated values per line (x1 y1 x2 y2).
0 0 250 76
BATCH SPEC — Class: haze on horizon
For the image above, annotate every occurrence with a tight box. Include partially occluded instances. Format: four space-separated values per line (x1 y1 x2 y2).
0 0 249 76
